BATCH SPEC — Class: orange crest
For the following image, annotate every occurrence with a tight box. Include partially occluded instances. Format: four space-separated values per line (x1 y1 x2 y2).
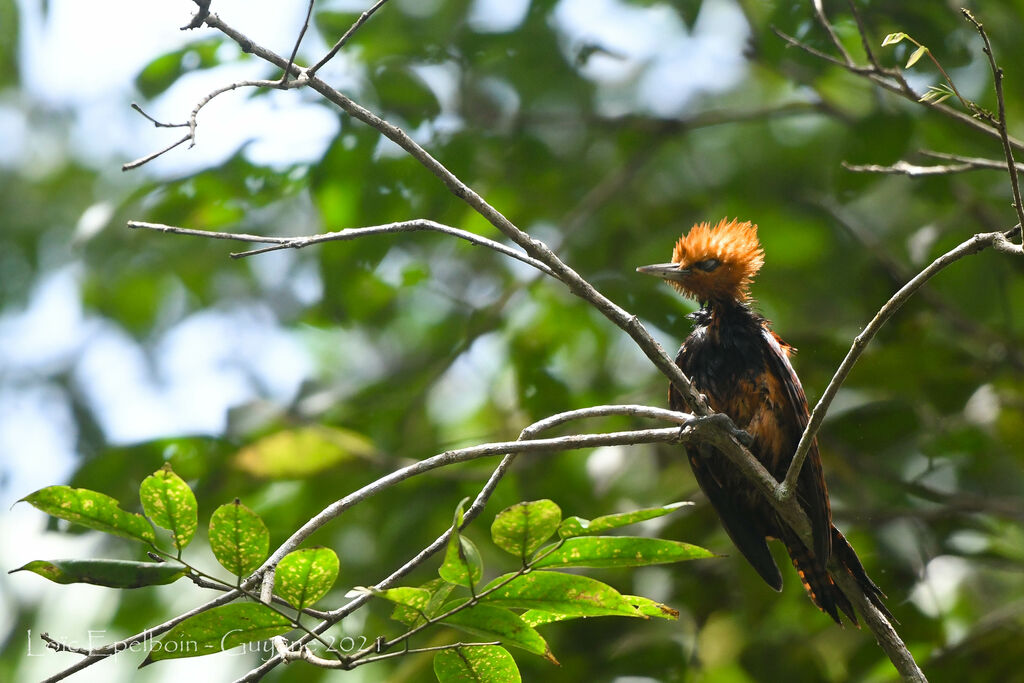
669 218 765 302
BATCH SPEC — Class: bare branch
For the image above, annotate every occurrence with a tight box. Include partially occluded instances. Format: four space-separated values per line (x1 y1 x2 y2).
844 152 1024 176
121 134 191 171
844 0 884 71
815 197 1024 372
780 227 1024 504
182 0 211 30
280 0 315 85
842 159 980 177
812 0 854 65
129 102 188 128
921 150 1024 172
308 0 392 77
123 76 307 171
126 219 557 277
200 11 722 438
773 27 1024 152
962 9 1024 240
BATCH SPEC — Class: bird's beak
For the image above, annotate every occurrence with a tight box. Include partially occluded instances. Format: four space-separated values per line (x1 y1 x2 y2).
636 262 689 281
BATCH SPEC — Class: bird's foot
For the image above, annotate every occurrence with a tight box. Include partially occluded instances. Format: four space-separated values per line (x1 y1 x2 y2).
692 413 754 448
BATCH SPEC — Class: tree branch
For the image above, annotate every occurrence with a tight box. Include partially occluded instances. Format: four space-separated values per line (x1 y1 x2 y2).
780 227 1023 504
197 12 721 427
307 0 391 77
126 219 557 277
962 9 1024 240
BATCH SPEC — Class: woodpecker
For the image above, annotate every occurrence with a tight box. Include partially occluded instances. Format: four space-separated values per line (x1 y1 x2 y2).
638 218 888 624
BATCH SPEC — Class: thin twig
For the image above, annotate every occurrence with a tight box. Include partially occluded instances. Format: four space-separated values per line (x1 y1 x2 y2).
130 103 188 128
962 9 1024 240
844 0 884 71
922 150 1024 172
844 153 1024 176
126 219 557 277
773 27 1024 153
123 77 307 171
812 0 854 65
842 159 979 176
815 197 1024 372
201 12 720 429
280 0 315 85
308 0 391 77
122 134 191 171
780 228 1023 504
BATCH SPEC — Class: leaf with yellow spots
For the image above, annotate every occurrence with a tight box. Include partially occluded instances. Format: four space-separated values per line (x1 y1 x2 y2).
532 536 714 569
209 499 269 578
273 547 339 611
140 464 198 552
21 486 155 545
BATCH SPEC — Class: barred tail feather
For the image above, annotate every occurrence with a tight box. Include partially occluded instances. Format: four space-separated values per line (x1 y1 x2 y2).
831 526 895 624
779 526 855 625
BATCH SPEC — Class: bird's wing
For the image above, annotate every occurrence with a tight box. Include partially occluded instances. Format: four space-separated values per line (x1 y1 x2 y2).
760 327 832 564
686 442 784 591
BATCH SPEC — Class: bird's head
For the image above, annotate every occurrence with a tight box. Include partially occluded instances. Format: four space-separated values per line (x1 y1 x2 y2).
636 218 765 304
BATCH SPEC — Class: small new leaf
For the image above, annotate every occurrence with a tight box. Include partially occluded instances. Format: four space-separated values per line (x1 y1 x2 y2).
905 45 928 69
881 32 907 46
209 499 269 578
140 464 198 552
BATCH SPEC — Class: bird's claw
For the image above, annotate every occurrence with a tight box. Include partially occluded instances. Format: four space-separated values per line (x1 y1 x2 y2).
692 413 754 448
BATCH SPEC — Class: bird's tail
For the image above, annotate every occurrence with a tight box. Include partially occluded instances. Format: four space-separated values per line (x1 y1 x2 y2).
779 525 854 624
830 526 894 623
780 524 892 626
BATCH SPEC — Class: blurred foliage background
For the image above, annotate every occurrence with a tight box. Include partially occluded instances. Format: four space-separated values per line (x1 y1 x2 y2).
2 0 1023 681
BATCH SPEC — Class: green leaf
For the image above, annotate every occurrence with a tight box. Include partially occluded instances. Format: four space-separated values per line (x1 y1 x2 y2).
433 645 521 683
391 578 454 626
233 426 376 479
490 500 561 560
209 500 269 578
140 464 198 552
441 599 557 663
521 595 678 627
626 595 681 620
557 502 691 538
439 498 483 588
10 559 186 589
370 586 433 613
479 571 648 618
141 603 292 666
905 45 928 69
274 547 339 611
21 486 155 545
881 32 907 46
532 536 714 569
439 535 483 589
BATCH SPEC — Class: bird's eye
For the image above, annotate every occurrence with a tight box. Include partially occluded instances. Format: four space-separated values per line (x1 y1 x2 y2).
693 258 721 272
